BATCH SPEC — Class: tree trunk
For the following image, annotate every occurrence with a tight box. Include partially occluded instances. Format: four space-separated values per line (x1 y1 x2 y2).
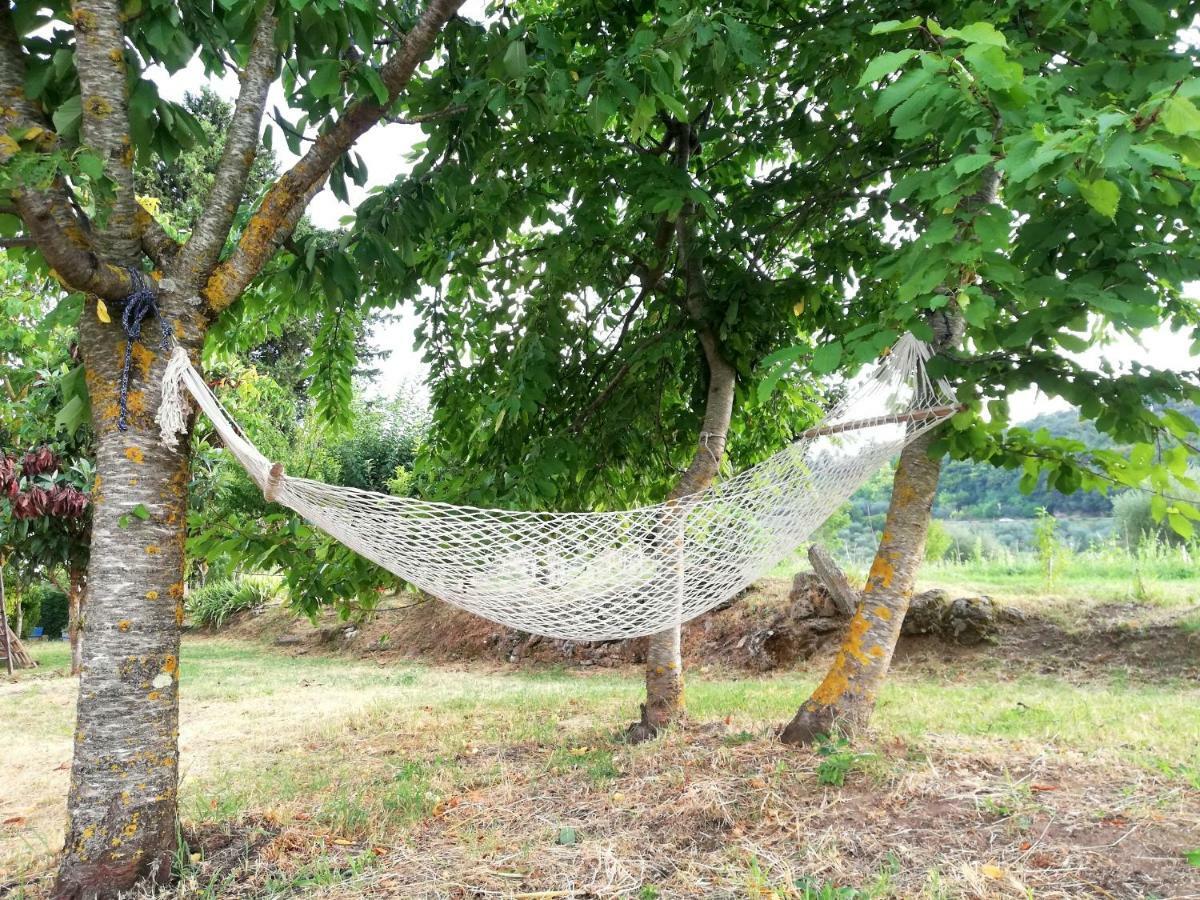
781 419 943 745
68 567 85 677
2 558 12 676
627 155 735 741
53 296 199 899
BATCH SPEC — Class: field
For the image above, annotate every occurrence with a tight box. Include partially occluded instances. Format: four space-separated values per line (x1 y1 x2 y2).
2 571 1199 899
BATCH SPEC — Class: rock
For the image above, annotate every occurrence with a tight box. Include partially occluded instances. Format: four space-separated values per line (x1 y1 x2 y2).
902 589 950 636
944 596 997 645
789 572 845 619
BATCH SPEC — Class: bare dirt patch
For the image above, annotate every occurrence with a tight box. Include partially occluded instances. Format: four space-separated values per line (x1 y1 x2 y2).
227 577 1200 685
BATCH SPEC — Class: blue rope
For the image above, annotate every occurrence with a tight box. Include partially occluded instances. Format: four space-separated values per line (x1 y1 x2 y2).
116 268 172 432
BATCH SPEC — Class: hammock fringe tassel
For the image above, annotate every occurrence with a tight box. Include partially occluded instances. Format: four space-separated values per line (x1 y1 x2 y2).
157 335 958 641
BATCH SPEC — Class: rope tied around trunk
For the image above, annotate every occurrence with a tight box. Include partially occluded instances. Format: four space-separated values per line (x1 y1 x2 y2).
116 267 172 432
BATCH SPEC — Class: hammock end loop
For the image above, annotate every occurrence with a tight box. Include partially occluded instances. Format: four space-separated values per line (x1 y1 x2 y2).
156 345 194 451
263 462 285 503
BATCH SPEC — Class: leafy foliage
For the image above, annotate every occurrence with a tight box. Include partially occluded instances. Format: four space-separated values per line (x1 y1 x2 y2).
186 575 281 629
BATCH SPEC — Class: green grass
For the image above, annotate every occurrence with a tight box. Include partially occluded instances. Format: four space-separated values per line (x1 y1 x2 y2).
8 635 1200 896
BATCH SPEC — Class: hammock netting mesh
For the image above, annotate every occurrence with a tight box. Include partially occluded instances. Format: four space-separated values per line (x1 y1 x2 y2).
158 334 957 641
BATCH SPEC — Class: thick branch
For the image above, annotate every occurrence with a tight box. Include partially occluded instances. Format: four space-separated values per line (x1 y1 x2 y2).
0 5 132 299
202 0 466 313
174 13 277 293
73 0 139 263
806 545 858 617
137 204 180 269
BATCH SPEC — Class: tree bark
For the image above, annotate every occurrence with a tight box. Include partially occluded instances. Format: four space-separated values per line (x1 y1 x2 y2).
2 558 12 676
781 427 943 744
627 132 735 740
68 567 86 676
53 294 200 899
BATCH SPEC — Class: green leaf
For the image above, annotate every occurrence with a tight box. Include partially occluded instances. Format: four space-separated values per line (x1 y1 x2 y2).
52 94 82 137
954 153 993 175
308 61 342 99
1079 178 1120 218
503 40 529 78
76 151 104 180
1184 849 1200 868
962 44 1022 91
870 17 923 35
812 342 843 375
360 67 390 105
950 22 1008 47
1160 97 1200 136
1167 511 1194 540
857 50 918 88
131 503 151 521
557 826 577 845
53 395 88 438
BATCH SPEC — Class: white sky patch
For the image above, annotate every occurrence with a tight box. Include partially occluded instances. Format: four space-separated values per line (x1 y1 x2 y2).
150 8 1199 422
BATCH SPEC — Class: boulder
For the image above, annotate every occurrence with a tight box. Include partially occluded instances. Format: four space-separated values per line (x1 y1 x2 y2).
902 589 950 636
944 596 997 645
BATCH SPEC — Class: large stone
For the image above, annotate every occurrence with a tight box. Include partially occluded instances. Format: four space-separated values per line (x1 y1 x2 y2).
944 596 997 645
902 589 950 636
789 572 844 619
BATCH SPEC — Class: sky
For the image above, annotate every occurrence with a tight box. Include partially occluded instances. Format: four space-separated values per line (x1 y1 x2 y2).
152 13 1198 423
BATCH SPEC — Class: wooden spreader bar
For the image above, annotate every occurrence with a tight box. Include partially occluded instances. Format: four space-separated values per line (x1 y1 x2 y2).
799 404 965 440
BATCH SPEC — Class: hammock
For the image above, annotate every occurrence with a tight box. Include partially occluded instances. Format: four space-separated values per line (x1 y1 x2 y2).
157 335 958 641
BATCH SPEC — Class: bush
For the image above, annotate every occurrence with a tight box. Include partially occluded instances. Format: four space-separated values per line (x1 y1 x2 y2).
37 585 69 639
5 583 68 638
187 575 281 628
924 520 953 561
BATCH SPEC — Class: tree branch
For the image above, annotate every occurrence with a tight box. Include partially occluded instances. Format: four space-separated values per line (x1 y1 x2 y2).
387 103 467 124
0 237 36 248
73 0 140 263
0 4 132 299
173 13 277 294
136 203 180 270
202 0 466 314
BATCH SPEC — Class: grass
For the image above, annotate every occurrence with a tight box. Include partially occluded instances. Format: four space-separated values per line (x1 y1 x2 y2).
4 632 1198 896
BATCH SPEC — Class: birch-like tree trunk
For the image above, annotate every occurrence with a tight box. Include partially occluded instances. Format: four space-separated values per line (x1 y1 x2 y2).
68 568 85 676
628 132 736 740
54 293 201 897
780 426 943 744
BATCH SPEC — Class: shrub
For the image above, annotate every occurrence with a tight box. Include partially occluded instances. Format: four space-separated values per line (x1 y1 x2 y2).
37 585 69 639
187 576 281 628
924 519 953 561
6 583 68 638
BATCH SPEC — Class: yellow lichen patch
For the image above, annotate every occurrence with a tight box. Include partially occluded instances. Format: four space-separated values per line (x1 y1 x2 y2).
868 644 885 658
130 342 155 378
145 590 159 601
175 602 185 626
124 446 144 464
808 655 850 705
873 605 892 621
117 620 131 632
146 691 160 701
173 319 187 340
145 545 161 555
83 96 112 117
866 554 896 592
168 582 184 600
162 655 177 675
125 391 145 418
840 612 875 666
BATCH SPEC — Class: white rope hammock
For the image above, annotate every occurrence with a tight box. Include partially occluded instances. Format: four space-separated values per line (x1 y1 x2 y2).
157 334 958 641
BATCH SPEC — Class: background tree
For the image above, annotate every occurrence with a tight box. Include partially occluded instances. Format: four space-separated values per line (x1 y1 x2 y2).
0 0 465 894
0 257 92 673
780 3 1200 742
340 0 930 733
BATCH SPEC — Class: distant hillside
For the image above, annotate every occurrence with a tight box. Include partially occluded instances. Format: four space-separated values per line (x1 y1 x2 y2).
934 403 1199 520
843 403 1199 524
